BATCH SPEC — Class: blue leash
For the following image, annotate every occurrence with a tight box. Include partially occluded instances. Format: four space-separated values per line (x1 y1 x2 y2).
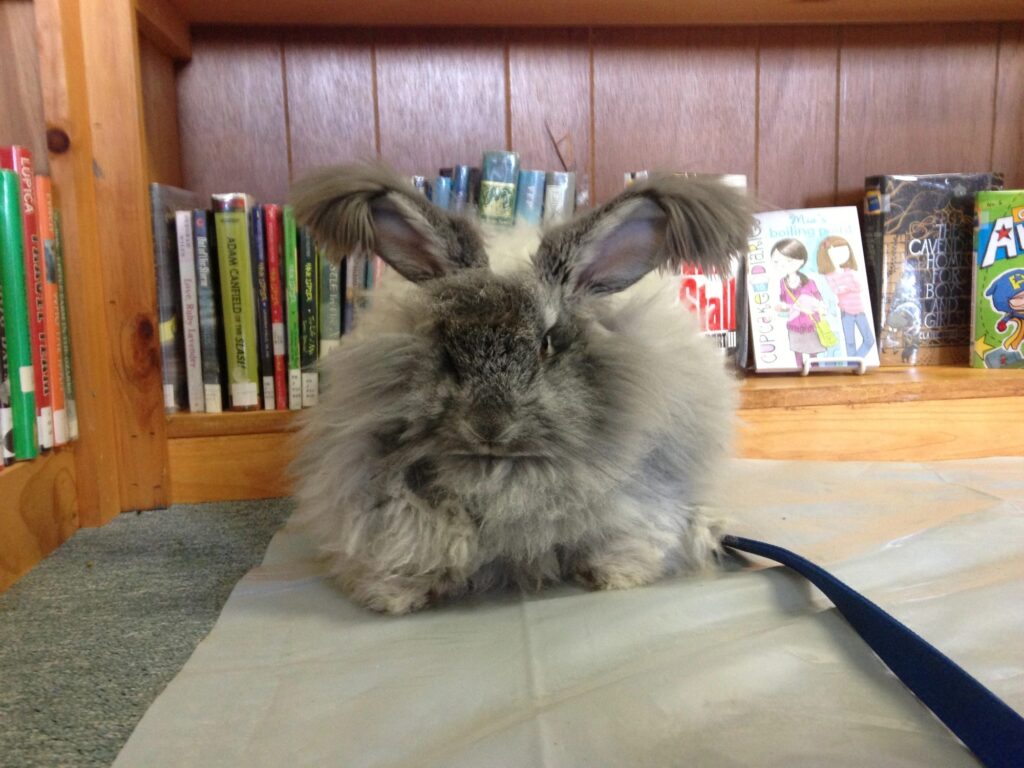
721 535 1024 768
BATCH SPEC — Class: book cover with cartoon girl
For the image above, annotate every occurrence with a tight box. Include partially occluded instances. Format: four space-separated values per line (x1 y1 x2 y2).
746 207 879 373
971 190 1024 369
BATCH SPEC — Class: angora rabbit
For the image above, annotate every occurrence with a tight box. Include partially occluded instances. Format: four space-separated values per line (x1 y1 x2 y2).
290 165 753 614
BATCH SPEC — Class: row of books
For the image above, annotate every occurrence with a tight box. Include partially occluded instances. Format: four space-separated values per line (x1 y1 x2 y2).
151 184 385 413
627 170 1022 372
0 145 79 467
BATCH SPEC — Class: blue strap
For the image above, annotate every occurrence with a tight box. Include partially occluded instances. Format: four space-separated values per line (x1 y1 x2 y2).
721 534 1024 768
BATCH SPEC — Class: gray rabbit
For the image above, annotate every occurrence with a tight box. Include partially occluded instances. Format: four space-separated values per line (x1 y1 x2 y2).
290 165 753 614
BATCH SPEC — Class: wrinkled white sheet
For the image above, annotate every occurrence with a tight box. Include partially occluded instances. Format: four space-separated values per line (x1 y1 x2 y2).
115 459 1024 767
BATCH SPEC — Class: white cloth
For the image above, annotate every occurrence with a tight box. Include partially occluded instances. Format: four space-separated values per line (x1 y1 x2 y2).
115 459 1024 767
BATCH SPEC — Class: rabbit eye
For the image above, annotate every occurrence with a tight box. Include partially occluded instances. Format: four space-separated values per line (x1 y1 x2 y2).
540 332 555 360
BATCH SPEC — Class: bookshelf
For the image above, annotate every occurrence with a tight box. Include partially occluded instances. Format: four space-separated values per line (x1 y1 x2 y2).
1 0 1023 589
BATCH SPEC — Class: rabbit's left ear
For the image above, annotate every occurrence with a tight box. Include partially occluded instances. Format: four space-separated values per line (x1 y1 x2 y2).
534 175 754 295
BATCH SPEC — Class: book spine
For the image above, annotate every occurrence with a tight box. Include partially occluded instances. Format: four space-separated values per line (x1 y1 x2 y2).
192 210 223 413
342 256 356 335
318 247 342 359
283 206 302 410
432 176 452 210
175 211 205 412
264 204 288 410
212 193 260 410
53 210 77 440
0 279 13 465
35 176 68 445
478 151 520 225
298 228 319 407
514 169 546 226
861 176 887 340
1 147 52 450
542 171 576 224
148 184 187 413
0 170 37 459
250 205 275 411
451 165 474 214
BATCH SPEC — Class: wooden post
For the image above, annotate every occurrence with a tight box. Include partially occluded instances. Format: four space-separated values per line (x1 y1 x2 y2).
72 0 171 511
33 0 122 525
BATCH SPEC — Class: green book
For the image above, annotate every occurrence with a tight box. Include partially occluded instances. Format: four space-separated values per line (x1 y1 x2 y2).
298 228 319 407
212 193 259 410
971 190 1024 368
283 205 301 410
0 170 37 459
318 246 342 359
53 210 78 440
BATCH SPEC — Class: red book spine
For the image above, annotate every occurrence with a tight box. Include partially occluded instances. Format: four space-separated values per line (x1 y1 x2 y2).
264 204 288 410
36 175 68 445
0 146 53 450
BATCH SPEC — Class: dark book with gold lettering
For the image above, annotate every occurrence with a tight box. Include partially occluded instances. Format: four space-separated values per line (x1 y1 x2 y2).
862 172 1003 365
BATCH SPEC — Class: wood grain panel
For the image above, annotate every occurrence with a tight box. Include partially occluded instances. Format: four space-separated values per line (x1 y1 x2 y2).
34 0 123 524
0 450 79 592
135 0 191 60
992 22 1024 188
80 0 171 511
167 410 299 438
737 397 1024 461
592 27 757 203
284 29 377 181
836 24 1001 205
169 433 295 502
177 29 290 202
168 0 1024 27
375 28 506 175
139 34 184 187
757 26 839 209
508 29 591 197
0 1 48 172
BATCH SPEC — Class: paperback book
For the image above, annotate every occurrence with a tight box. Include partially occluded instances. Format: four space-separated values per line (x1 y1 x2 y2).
175 211 205 412
971 190 1024 368
746 206 879 373
192 209 225 413
36 175 68 444
863 172 1003 365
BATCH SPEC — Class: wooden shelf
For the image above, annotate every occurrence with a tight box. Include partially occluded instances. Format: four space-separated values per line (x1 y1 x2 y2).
0 449 79 591
166 0 1024 28
167 409 300 438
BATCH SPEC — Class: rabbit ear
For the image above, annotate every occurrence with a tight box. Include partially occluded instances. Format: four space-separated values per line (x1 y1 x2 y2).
534 175 754 295
291 164 488 283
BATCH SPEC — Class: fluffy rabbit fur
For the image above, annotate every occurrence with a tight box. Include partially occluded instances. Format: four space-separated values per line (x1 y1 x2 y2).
290 164 753 614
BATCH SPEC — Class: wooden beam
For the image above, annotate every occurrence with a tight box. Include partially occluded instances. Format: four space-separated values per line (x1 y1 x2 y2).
0 450 79 592
33 0 123 525
78 0 171 511
135 0 191 61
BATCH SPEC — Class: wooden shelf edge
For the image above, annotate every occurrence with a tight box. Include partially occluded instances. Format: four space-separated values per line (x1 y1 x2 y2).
167 409 302 438
169 0 1024 28
739 366 1024 410
0 448 80 593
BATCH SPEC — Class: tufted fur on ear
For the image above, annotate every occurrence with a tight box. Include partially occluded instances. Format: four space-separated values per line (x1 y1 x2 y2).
534 174 754 295
291 163 489 283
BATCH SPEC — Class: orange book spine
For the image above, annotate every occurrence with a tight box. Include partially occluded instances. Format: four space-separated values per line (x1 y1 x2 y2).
35 176 67 445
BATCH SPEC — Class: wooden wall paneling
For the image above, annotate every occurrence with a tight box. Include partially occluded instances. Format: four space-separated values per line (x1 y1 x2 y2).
757 26 839 210
78 0 171 511
0 452 79 591
992 23 1024 188
836 24 1002 205
34 0 124 525
508 29 591 201
375 28 507 175
284 28 377 181
177 28 290 203
139 34 185 187
592 27 757 204
168 433 295 503
0 1 48 171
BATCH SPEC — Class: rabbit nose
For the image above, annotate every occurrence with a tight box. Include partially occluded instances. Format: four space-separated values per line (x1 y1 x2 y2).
468 398 514 445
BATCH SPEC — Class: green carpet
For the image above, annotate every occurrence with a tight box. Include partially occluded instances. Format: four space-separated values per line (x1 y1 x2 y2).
0 500 291 768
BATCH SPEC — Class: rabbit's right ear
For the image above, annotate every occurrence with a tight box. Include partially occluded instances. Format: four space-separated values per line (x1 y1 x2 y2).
291 164 488 283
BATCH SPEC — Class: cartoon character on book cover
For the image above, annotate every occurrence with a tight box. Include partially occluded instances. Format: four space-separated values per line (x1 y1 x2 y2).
746 207 879 372
972 190 1024 368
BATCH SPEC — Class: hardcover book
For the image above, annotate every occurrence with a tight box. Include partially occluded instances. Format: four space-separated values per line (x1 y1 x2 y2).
192 209 225 413
53 210 77 440
149 182 199 412
298 228 319 407
319 248 342 358
250 205 275 411
479 151 520 226
746 206 880 373
212 193 260 410
863 172 1003 365
971 190 1024 368
1 146 52 449
175 211 205 412
0 169 37 459
1 282 12 464
264 205 288 410
283 206 302 410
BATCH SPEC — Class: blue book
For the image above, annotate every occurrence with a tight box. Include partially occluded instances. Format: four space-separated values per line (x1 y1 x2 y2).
433 176 452 210
514 170 546 226
250 205 275 410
